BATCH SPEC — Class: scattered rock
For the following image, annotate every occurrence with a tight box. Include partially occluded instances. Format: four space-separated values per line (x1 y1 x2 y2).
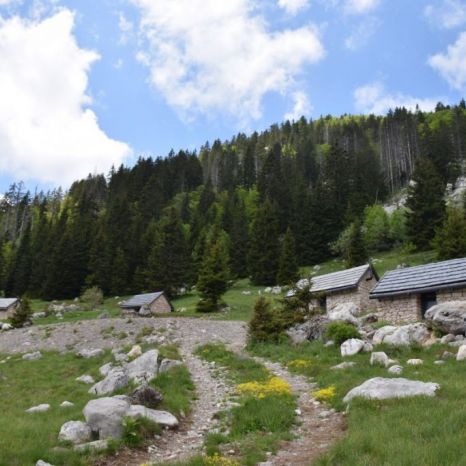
456 345 466 361
98 312 110 320
328 302 360 326
434 360 445 365
241 291 251 295
360 313 378 324
127 405 179 428
144 335 165 345
331 361 356 370
324 340 335 347
73 439 109 453
83 396 130 440
343 377 440 402
139 306 152 317
159 359 182 373
76 348 104 359
126 349 159 383
36 461 54 466
127 345 142 359
375 324 430 347
407 359 423 366
287 315 330 343
22 351 42 361
362 342 374 352
114 353 128 363
58 421 92 444
271 286 282 295
32 312 47 319
0 322 13 331
89 369 129 396
341 338 365 357
99 362 114 377
26 404 50 413
370 352 390 367
372 326 398 344
425 302 466 335
441 351 456 360
388 365 403 374
130 385 163 409
60 401 74 408
440 334 456 344
76 375 95 384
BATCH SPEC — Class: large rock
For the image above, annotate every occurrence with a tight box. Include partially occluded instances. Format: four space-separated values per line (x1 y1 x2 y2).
328 302 360 326
341 338 365 356
343 377 440 402
125 349 159 383
370 352 390 367
99 363 114 377
126 405 178 428
425 302 466 335
286 316 330 343
58 421 92 444
88 369 129 396
83 396 130 439
456 345 466 361
373 324 430 347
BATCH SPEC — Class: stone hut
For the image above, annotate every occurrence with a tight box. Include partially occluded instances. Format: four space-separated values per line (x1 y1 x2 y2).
293 264 378 312
370 257 466 323
0 298 19 319
120 292 173 314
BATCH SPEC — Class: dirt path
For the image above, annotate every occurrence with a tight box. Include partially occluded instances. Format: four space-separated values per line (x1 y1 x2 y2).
254 358 346 466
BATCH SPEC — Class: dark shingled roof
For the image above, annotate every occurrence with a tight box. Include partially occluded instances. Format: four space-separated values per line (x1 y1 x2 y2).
0 298 19 310
120 292 164 309
295 264 375 294
370 257 466 298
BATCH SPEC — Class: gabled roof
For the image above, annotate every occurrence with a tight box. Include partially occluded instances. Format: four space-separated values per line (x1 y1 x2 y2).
120 292 164 309
295 264 376 295
370 257 466 298
0 298 19 310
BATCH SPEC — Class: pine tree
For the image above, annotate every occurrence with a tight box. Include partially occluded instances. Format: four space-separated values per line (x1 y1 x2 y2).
249 199 280 285
248 297 282 343
345 220 368 268
196 226 230 312
277 228 299 285
10 297 32 328
433 207 466 260
405 157 446 250
110 247 128 295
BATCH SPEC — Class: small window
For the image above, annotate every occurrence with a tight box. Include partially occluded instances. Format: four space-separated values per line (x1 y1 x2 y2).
420 292 437 318
319 295 327 312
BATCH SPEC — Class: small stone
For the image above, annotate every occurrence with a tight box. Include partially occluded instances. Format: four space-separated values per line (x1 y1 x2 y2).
442 351 456 360
324 340 335 347
73 440 109 453
58 421 92 444
99 362 114 377
60 401 74 408
434 360 445 365
370 352 390 367
388 365 403 374
331 361 356 370
22 351 42 361
440 334 456 344
294 408 302 415
36 461 54 466
340 338 365 357
26 404 50 413
128 345 143 359
76 348 104 359
76 375 95 384
407 359 423 366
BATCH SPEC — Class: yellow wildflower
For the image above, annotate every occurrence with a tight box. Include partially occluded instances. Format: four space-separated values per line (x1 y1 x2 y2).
236 377 292 398
313 385 336 402
287 359 312 369
205 453 240 466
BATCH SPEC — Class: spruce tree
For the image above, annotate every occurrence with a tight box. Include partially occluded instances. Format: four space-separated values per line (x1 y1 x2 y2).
345 220 368 268
433 207 466 260
248 297 282 343
196 226 230 312
10 297 32 328
249 199 280 285
277 228 299 285
405 157 446 250
110 247 128 295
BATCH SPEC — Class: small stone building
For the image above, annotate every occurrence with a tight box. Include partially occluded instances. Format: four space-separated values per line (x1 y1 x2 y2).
0 298 19 319
370 257 466 323
295 264 379 312
120 292 173 314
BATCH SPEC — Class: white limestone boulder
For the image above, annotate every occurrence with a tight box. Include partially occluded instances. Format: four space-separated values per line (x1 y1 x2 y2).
425 301 466 335
88 369 129 396
58 421 92 444
22 351 42 361
159 359 182 373
456 345 466 361
373 324 430 347
343 377 440 403
125 349 159 383
388 365 403 374
328 302 360 326
76 348 104 359
26 404 50 413
370 352 390 367
341 338 365 356
126 405 178 428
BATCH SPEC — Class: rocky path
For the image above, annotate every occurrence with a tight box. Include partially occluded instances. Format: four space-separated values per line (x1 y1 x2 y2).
254 358 346 466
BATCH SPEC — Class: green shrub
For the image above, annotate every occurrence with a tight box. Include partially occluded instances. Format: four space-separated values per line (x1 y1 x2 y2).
10 297 32 328
325 322 360 344
80 286 104 310
122 416 161 447
248 297 284 344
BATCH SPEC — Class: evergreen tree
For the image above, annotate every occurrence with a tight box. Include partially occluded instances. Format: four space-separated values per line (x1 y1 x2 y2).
10 297 32 328
405 158 446 250
196 226 230 312
110 247 128 295
345 220 368 268
433 207 466 260
249 199 280 285
248 297 282 343
277 228 299 285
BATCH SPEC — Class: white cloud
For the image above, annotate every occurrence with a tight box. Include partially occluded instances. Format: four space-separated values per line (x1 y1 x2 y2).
424 0 466 29
284 91 312 121
344 0 380 15
0 10 131 186
277 0 309 15
345 16 380 50
354 81 442 114
118 11 133 44
428 31 466 90
130 0 325 124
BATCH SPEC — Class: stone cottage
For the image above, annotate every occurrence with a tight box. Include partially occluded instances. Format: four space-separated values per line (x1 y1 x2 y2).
293 264 379 312
120 292 173 314
0 298 19 319
370 257 466 323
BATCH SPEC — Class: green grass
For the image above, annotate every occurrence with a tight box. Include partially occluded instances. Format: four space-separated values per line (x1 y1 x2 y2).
195 344 296 466
249 340 466 466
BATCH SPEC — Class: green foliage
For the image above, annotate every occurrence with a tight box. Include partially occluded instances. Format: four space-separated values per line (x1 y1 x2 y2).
10 297 32 328
122 416 161 447
433 206 466 260
325 321 360 344
363 205 392 252
334 220 368 268
80 286 104 310
248 297 284 344
277 228 299 285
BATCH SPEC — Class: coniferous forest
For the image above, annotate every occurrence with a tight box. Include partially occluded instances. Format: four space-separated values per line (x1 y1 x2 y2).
1 102 466 302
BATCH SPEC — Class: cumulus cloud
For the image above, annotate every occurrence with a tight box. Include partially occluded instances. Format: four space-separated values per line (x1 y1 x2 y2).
428 32 466 90
284 91 312 121
0 10 131 186
424 0 466 29
344 0 380 15
345 16 380 50
118 11 134 44
354 82 442 114
277 0 309 15
130 0 324 124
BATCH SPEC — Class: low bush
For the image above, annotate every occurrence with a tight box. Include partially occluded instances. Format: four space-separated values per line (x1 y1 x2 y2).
10 297 32 328
248 297 284 344
122 416 161 447
325 321 360 344
80 286 104 310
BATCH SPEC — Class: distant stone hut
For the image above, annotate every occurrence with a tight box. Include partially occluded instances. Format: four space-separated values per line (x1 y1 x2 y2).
370 257 466 323
120 292 173 314
294 264 379 312
0 298 19 319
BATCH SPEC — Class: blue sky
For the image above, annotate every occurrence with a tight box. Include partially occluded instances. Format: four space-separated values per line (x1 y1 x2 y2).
0 0 465 192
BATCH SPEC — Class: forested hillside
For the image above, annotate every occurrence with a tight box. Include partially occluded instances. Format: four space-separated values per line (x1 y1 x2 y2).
1 101 466 301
